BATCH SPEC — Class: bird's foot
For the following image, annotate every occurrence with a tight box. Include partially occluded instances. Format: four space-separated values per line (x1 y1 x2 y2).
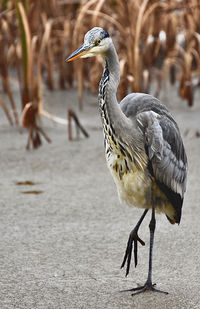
122 282 168 296
121 228 145 276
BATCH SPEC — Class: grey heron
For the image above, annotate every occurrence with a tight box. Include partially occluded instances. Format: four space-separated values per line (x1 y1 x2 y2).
66 27 188 296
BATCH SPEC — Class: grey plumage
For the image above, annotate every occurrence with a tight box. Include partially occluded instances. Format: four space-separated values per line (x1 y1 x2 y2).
66 27 188 295
120 93 187 197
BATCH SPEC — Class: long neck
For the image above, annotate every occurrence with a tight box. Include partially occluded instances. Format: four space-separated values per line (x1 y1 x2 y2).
98 43 146 169
99 43 131 141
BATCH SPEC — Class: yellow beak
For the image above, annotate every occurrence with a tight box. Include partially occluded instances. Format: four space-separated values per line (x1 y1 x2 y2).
65 44 88 62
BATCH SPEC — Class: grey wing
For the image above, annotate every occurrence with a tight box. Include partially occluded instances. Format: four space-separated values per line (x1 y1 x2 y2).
136 110 188 197
119 93 187 223
120 93 187 196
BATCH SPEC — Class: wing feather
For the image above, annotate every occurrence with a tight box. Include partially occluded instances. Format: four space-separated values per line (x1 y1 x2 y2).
136 110 187 197
119 93 188 223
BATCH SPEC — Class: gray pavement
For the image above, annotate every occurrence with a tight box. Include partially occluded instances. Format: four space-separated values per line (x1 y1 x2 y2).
0 87 200 308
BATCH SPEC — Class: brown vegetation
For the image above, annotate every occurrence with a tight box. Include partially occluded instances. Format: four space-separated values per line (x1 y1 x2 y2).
73 0 200 104
0 0 199 148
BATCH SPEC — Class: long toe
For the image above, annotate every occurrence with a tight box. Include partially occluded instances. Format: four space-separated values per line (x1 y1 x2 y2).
121 229 145 276
131 282 169 296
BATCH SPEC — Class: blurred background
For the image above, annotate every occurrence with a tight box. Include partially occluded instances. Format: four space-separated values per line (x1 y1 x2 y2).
1 2 200 308
0 0 200 148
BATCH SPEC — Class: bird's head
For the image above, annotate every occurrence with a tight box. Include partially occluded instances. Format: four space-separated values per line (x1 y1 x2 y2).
65 27 111 62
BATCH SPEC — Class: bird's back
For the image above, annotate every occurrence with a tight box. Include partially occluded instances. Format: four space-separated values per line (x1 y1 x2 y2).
120 93 187 166
120 93 175 124
118 93 188 224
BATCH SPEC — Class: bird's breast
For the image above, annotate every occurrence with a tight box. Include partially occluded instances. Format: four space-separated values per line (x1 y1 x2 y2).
105 146 152 208
106 148 177 222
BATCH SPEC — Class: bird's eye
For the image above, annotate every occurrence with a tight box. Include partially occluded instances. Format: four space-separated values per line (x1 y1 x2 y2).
95 39 101 46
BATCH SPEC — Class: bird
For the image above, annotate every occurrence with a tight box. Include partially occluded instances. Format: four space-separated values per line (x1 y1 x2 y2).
65 27 188 296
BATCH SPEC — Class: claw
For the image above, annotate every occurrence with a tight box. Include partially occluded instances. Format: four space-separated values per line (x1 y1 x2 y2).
121 229 145 276
131 282 168 296
121 210 148 276
121 282 168 296
136 235 145 246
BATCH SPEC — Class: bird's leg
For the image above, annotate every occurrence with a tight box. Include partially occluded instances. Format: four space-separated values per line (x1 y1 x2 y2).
130 206 168 296
121 209 148 277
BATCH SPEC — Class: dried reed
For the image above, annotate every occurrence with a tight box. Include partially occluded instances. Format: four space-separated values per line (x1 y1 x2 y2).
71 0 200 105
0 0 200 149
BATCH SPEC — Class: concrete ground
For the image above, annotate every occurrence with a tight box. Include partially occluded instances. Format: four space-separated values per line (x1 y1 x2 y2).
0 85 200 309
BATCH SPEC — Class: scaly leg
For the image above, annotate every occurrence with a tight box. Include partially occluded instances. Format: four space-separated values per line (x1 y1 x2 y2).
121 209 148 277
128 206 168 296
